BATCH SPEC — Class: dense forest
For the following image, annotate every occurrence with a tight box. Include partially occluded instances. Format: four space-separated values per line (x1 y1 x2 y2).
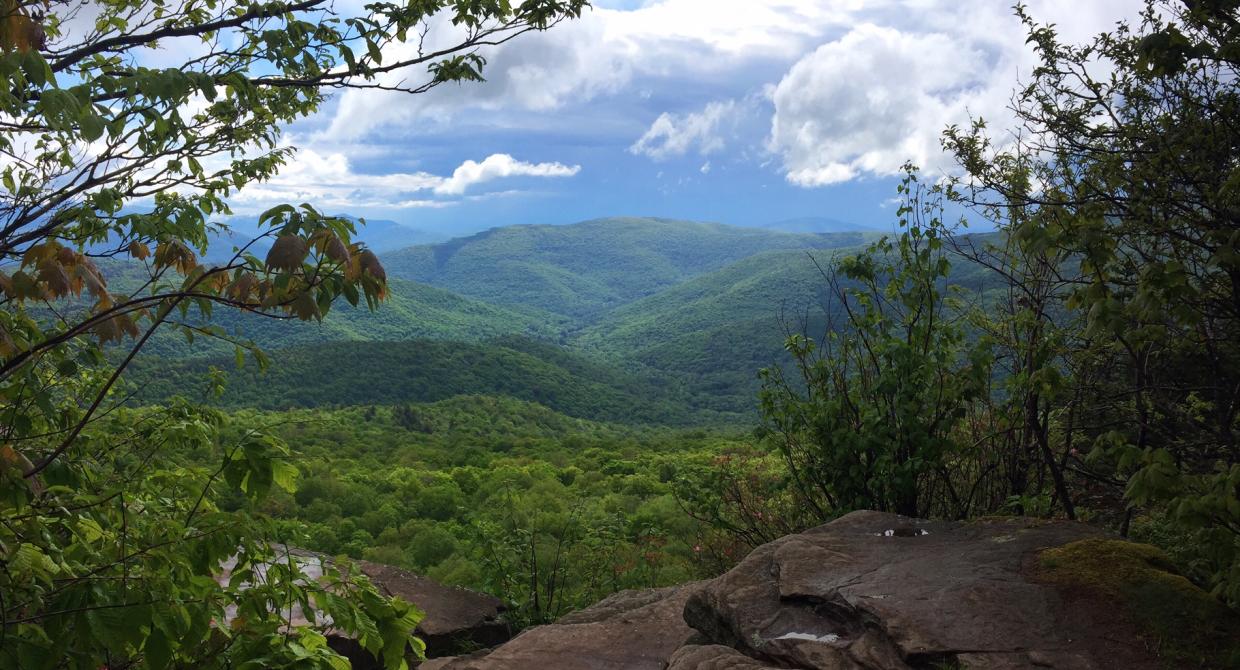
2 1 1239 670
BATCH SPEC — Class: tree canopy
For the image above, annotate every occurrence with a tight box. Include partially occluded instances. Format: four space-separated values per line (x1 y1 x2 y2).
0 1 586 668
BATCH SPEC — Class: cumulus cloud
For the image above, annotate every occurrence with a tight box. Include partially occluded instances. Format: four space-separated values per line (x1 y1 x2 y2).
307 0 1146 188
230 150 580 212
766 1 1146 186
629 100 739 160
433 154 581 195
768 24 997 186
321 0 859 140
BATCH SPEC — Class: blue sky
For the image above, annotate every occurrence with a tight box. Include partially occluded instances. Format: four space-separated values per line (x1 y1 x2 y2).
223 0 1146 236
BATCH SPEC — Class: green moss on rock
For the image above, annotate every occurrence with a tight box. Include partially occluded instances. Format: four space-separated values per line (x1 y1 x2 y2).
1038 538 1240 669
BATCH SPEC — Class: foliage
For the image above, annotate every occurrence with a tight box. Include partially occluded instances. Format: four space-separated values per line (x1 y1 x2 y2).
126 336 747 426
671 445 817 571
192 397 742 629
757 173 992 519
0 0 586 667
706 0 1240 611
944 0 1240 604
0 398 424 670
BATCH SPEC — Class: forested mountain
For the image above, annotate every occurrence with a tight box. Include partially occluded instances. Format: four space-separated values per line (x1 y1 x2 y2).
122 218 880 417
381 217 871 318
130 337 741 425
134 222 1002 418
756 216 883 234
139 277 566 359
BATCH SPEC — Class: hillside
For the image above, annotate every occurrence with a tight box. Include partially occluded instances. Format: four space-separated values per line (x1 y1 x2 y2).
129 337 742 425
135 277 568 359
121 224 1003 418
381 217 872 319
568 248 846 411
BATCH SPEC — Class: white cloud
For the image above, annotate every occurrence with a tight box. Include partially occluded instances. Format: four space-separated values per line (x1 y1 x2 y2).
321 0 863 140
630 100 739 160
293 0 1148 191
434 153 580 195
699 161 711 174
768 24 996 186
230 150 580 212
766 1 1146 187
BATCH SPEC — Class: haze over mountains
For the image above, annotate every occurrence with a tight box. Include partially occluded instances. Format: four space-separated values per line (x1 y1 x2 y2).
133 217 892 422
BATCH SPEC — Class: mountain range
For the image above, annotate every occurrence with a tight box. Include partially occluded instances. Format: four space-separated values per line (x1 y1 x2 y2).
129 217 974 423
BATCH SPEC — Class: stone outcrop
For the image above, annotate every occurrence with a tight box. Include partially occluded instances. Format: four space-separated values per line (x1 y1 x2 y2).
421 583 704 670
425 510 1240 670
678 511 1123 669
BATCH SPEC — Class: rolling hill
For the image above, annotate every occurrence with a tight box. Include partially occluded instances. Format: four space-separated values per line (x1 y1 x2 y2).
129 336 741 425
135 277 569 359
117 217 976 422
567 248 852 411
381 217 872 319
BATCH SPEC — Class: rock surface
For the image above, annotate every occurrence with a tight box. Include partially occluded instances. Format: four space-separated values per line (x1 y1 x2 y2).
425 511 1240 669
421 583 703 670
680 510 1132 669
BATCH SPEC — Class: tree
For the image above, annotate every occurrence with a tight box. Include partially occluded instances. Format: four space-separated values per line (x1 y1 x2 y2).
758 172 992 520
945 0 1240 602
0 0 586 667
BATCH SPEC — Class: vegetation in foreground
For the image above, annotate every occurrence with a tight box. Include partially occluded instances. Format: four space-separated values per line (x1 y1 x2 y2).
0 1 588 668
1 1 1239 670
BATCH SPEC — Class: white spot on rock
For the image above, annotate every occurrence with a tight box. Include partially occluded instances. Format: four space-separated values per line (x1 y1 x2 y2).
776 632 842 644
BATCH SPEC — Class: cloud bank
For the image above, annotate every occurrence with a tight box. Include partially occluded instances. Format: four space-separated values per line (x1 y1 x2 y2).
231 151 581 212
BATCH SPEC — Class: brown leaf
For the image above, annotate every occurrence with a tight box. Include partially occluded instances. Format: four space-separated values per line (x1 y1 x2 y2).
290 290 320 321
93 316 121 343
94 313 139 343
37 261 70 297
325 235 350 264
358 249 386 282
155 241 197 274
128 241 150 261
266 235 308 272
228 273 257 302
0 323 15 357
1 10 45 53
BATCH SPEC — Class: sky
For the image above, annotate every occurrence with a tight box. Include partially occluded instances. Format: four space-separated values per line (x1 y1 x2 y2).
226 0 1148 236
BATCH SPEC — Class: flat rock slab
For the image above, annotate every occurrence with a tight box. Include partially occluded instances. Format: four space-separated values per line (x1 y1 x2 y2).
682 510 1145 670
422 583 704 670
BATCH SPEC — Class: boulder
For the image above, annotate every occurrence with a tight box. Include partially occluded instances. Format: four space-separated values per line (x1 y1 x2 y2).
420 511 1240 670
682 510 1238 669
422 583 704 670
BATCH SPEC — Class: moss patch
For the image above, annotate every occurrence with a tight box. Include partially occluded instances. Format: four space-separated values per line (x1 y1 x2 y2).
1038 539 1240 669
